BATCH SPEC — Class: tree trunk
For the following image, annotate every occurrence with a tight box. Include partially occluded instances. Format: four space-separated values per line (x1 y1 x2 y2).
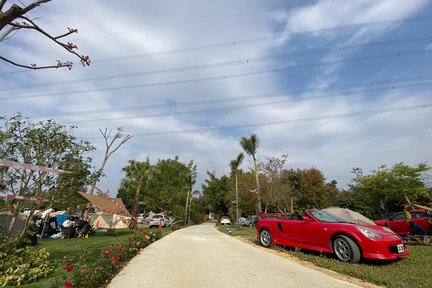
128 186 140 230
235 173 239 229
184 186 190 225
253 158 262 213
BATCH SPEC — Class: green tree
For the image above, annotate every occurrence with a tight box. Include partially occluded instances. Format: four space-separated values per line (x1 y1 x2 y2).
202 172 232 217
0 114 94 235
230 152 244 228
259 155 291 212
350 162 431 213
239 134 262 212
118 159 152 229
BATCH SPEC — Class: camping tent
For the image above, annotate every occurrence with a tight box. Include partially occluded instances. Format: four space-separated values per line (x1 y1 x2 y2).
78 192 130 216
89 212 129 229
323 207 376 226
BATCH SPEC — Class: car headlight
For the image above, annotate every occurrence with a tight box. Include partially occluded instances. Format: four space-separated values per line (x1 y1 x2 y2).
382 226 396 235
356 226 382 239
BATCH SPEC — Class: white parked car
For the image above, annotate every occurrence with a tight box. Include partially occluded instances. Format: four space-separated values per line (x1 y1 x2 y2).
220 216 231 225
148 214 171 228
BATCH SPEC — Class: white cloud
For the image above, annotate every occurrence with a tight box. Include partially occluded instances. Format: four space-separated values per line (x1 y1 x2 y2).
1 0 431 194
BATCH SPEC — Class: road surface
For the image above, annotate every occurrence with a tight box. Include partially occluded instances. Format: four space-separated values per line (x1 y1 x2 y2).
108 223 361 288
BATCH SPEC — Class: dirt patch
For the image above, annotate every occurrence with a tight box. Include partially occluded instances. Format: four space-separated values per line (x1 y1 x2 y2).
234 236 383 288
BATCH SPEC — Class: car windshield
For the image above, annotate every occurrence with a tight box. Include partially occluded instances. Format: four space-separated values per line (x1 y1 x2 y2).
152 215 163 219
309 209 349 223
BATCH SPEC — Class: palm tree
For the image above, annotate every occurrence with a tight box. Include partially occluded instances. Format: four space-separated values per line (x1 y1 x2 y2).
121 160 152 230
230 153 244 229
239 134 262 212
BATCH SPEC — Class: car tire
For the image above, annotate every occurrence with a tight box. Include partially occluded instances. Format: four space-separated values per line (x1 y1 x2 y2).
332 235 361 263
259 228 272 247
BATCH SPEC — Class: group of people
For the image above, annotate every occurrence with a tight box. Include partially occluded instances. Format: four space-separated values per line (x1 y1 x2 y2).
62 215 91 238
35 209 91 239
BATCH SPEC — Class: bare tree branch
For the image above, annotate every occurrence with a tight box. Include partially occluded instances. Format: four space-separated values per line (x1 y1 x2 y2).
88 128 133 194
0 25 18 41
0 1 51 30
0 55 73 69
0 0 8 13
0 0 90 70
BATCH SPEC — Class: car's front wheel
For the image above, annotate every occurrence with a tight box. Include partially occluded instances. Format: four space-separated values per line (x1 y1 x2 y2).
332 235 361 263
259 228 272 247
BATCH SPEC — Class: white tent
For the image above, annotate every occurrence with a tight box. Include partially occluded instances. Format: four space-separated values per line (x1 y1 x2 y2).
89 212 130 229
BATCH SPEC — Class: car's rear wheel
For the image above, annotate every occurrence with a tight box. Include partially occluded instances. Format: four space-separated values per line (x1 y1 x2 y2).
332 235 361 263
259 228 272 247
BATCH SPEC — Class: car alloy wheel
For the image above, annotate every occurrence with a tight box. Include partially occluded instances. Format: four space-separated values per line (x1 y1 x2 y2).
333 235 361 263
259 228 272 247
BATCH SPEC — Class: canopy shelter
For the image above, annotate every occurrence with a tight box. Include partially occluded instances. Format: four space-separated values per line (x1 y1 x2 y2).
323 207 376 226
78 192 130 216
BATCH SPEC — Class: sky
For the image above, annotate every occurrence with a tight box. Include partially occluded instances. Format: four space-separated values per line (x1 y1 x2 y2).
1 0 432 196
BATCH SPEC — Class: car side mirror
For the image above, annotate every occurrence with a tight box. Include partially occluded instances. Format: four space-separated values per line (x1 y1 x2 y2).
302 216 311 223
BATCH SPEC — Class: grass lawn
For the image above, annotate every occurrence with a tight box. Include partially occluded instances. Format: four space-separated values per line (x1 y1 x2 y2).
217 225 432 288
15 226 173 288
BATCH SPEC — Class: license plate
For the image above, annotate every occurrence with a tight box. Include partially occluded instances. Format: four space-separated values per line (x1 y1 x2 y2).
397 244 404 253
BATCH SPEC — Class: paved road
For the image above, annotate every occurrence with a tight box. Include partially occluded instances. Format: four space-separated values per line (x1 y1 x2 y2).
108 223 361 288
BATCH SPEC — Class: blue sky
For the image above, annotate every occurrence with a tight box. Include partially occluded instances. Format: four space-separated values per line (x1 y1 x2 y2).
1 0 431 195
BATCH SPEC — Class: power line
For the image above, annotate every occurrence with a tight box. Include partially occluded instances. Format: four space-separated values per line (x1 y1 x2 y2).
2 35 431 90
2 50 430 101
2 15 431 77
28 74 432 118
89 16 432 65
81 103 432 139
59 80 432 124
68 0 343 41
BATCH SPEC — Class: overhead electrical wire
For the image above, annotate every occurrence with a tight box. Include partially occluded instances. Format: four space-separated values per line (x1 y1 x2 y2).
27 74 432 118
2 35 431 90
2 49 430 101
80 103 432 139
70 0 343 41
2 15 431 77
90 16 432 64
58 80 432 124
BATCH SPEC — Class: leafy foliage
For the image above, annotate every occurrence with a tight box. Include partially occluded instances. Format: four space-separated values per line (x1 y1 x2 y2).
350 162 431 213
0 235 52 287
0 114 95 200
117 156 196 220
202 172 233 216
52 230 161 288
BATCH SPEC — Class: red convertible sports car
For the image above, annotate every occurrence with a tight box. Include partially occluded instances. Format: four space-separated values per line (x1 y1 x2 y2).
256 209 408 263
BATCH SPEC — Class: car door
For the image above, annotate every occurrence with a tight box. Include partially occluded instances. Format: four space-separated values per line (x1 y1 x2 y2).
411 212 430 232
387 213 410 235
280 218 329 247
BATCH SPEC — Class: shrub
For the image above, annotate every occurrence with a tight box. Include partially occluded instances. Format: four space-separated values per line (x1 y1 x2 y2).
0 235 52 287
53 230 161 288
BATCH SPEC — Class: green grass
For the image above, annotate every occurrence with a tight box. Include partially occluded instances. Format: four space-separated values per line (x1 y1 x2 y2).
15 226 173 288
217 225 432 288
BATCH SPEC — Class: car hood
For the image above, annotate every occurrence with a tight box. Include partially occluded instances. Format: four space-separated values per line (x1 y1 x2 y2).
354 223 397 236
329 222 397 237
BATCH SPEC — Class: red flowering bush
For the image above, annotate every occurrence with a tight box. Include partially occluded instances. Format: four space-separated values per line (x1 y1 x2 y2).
54 230 161 288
